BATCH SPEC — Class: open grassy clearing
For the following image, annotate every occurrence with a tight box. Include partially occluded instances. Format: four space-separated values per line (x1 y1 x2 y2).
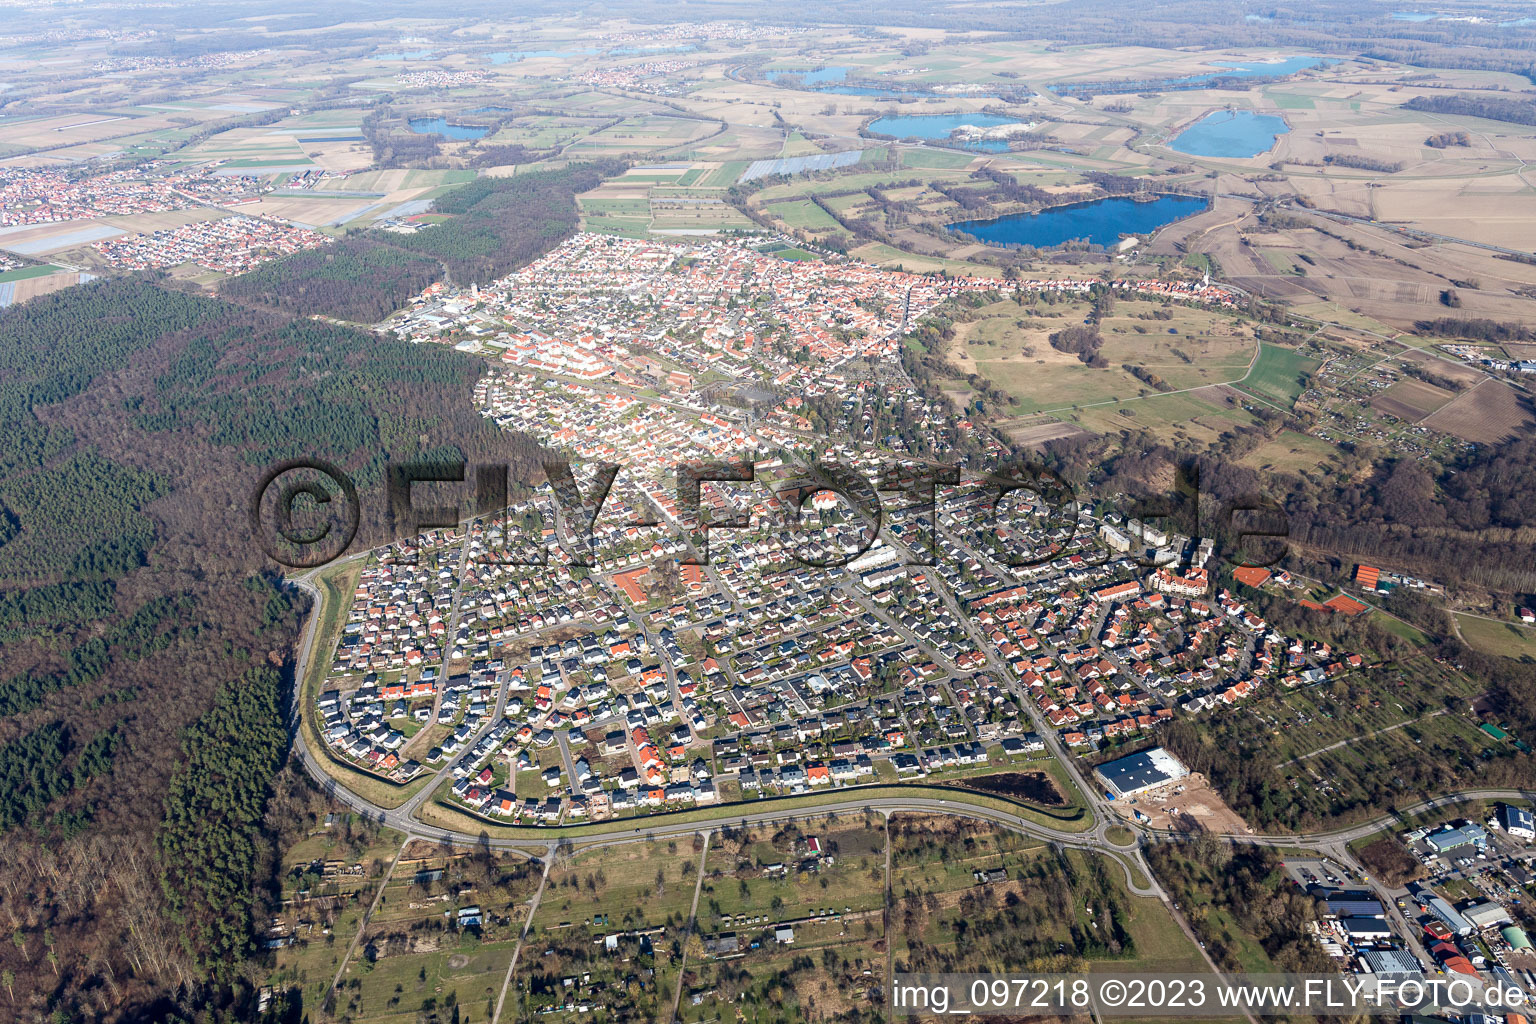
1234 342 1320 408
1068 384 1260 440
1238 429 1341 472
940 296 1257 415
1456 613 1536 660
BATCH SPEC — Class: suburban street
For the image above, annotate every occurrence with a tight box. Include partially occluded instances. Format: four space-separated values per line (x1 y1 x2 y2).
285 566 1534 913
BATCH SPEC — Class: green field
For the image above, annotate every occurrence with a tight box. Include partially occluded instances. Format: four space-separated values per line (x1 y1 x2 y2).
0 264 60 283
700 160 749 186
762 198 843 231
1456 613 1536 660
1235 342 1320 407
1374 613 1432 647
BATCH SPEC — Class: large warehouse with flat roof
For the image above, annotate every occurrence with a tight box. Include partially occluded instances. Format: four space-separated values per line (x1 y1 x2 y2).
1095 747 1189 800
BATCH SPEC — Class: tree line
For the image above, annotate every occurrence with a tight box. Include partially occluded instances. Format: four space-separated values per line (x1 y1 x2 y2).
1405 93 1536 126
220 160 623 322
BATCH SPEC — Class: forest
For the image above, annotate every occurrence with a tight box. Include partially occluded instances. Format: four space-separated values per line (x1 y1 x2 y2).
1415 315 1535 342
1145 842 1334 974
0 274 550 1024
1405 93 1536 126
217 242 441 323
1048 325 1109 367
219 160 623 322
158 665 288 985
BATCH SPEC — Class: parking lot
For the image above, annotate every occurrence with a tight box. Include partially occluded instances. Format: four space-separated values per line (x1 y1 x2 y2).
1281 856 1360 889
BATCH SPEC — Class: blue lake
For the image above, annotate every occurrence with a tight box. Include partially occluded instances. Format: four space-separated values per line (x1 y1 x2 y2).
1189 56 1336 82
1170 110 1289 157
1391 11 1438 20
611 44 698 55
866 112 1020 152
766 66 850 84
1050 55 1335 95
768 67 994 99
408 117 490 140
949 194 1211 249
487 48 599 63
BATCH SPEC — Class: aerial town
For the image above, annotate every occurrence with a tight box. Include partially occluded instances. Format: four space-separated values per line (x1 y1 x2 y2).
13 4 1536 1023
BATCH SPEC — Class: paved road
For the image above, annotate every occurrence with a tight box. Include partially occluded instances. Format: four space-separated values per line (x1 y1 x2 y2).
284 543 1533 914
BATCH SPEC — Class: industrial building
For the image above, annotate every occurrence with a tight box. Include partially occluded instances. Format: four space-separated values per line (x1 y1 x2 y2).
1425 823 1488 854
1319 889 1386 918
1094 747 1189 800
1425 894 1473 937
1338 917 1394 942
1463 901 1513 930
1499 803 1535 841
1357 949 1421 975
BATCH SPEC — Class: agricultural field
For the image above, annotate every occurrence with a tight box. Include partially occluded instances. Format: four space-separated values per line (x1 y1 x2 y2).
485 114 610 149
1369 376 1457 422
1420 377 1536 444
762 198 843 233
564 115 716 158
1234 342 1319 409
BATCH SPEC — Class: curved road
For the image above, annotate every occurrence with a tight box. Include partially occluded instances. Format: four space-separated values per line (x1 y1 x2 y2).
285 571 1162 886
284 568 1528 900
